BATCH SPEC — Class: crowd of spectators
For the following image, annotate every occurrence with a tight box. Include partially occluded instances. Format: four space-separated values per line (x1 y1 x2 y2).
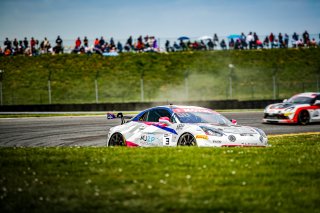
1 31 319 57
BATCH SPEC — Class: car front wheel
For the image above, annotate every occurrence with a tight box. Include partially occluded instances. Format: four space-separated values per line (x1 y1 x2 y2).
108 133 126 146
177 133 197 146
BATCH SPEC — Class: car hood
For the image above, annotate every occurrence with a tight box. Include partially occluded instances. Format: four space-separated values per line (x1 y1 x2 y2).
201 124 257 134
268 102 309 109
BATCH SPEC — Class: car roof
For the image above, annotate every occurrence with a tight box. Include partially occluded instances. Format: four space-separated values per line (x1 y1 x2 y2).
148 105 215 111
293 92 320 98
132 105 217 121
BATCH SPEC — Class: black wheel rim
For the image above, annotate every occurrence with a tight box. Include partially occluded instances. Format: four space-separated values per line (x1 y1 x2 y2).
178 133 197 146
109 133 125 146
299 111 309 125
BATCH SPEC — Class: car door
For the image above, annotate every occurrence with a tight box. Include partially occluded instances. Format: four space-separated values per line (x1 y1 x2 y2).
310 95 320 122
138 108 177 147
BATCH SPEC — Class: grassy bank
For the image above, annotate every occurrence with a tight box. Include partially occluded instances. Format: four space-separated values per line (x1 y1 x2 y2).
1 49 320 105
1 134 320 212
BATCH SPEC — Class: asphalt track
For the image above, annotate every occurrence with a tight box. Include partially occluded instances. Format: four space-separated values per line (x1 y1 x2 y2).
0 112 319 147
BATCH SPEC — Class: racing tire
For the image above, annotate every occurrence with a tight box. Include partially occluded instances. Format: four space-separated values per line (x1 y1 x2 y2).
108 133 126 146
298 110 310 125
177 133 197 146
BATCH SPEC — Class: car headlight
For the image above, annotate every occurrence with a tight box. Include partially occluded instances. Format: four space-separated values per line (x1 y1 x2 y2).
200 126 224 137
284 107 294 112
253 128 267 138
283 107 295 116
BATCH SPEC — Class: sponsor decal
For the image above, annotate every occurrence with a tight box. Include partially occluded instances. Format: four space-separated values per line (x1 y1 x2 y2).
228 135 236 142
176 124 185 131
137 121 178 135
212 140 222 143
173 108 215 114
196 134 209 140
140 134 156 143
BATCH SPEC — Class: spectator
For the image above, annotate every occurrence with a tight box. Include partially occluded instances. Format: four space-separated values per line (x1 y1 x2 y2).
200 40 206 50
179 40 187 51
13 38 18 50
136 36 144 51
30 37 36 55
153 39 158 51
4 38 12 50
240 33 247 49
247 32 254 49
83 36 89 47
207 39 214 50
75 37 81 49
165 40 170 52
228 38 235 49
302 30 310 46
110 37 115 48
278 33 284 48
213 33 219 43
44 37 51 53
284 33 289 48
54 35 63 54
256 39 263 49
124 43 131 52
309 38 317 48
220 39 227 50
297 39 304 48
23 37 28 49
94 38 99 47
127 36 133 49
292 32 299 42
253 32 259 43
18 40 24 54
263 36 269 48
234 39 242 50
0 47 3 56
4 47 11 56
99 36 105 47
269 33 275 48
272 39 279 48
173 42 180 51
117 41 123 53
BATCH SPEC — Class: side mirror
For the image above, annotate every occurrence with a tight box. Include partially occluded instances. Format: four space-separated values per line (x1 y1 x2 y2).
159 117 171 126
314 100 320 105
283 99 287 103
230 119 237 125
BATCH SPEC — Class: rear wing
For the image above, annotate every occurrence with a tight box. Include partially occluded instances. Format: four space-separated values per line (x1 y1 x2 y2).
116 113 133 124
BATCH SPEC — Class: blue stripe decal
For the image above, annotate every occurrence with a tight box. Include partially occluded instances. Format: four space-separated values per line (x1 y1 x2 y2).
152 124 178 135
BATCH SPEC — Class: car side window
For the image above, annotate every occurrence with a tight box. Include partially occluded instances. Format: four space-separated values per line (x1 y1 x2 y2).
147 109 173 122
138 111 148 121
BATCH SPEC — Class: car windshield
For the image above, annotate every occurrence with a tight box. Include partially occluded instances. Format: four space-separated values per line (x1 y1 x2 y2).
175 111 232 125
286 96 314 104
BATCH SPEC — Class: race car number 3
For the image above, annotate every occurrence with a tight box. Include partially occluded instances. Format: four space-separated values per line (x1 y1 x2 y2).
163 135 172 146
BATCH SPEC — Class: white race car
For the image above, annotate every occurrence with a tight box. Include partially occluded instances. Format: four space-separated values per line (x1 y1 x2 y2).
263 92 320 124
107 105 268 147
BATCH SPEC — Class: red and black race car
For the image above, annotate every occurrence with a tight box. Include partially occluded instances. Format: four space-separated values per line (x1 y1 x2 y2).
263 92 320 125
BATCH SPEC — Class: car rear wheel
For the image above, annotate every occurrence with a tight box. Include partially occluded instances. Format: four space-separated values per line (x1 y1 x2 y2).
298 110 310 125
108 133 126 146
177 133 197 146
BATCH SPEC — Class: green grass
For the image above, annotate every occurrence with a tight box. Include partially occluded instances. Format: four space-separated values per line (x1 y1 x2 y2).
1 49 320 105
1 134 320 213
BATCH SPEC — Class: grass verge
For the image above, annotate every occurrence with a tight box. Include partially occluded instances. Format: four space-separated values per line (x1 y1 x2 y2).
1 134 320 213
